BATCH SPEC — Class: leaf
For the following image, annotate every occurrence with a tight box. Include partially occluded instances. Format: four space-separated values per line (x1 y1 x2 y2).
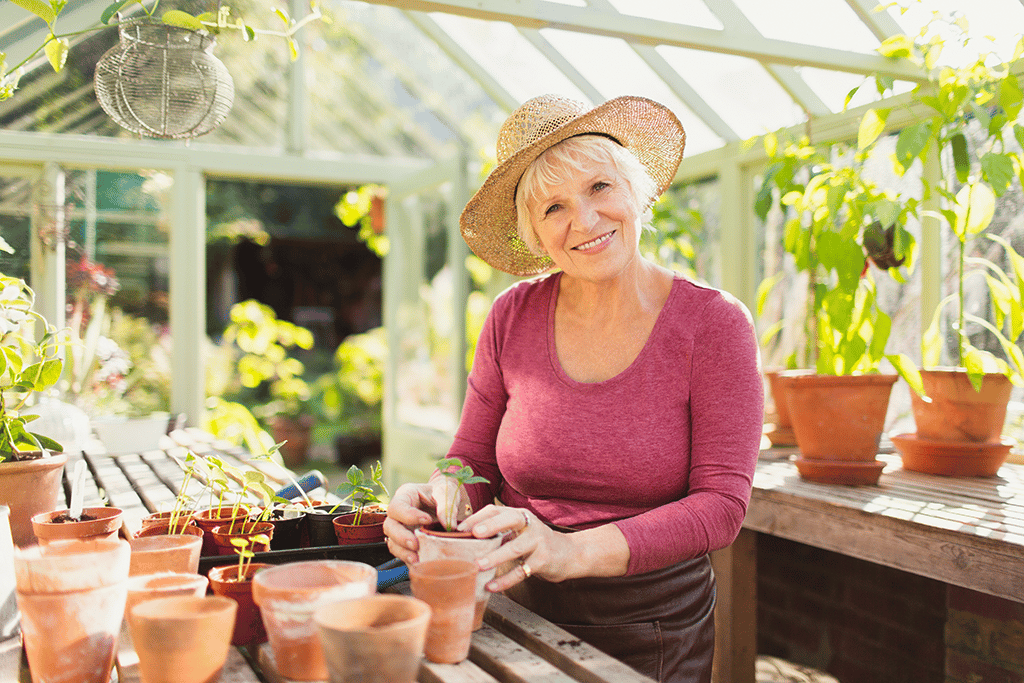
100 0 132 24
858 108 889 150
887 353 924 396
0 236 14 254
288 38 299 62
274 7 290 24
43 37 68 73
980 152 1015 196
950 132 970 184
877 34 913 60
954 182 995 238
161 9 203 31
756 272 783 316
10 0 55 24
843 85 860 112
894 120 932 172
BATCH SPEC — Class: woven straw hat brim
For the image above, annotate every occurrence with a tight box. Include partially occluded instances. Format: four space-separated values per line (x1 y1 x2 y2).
460 95 685 277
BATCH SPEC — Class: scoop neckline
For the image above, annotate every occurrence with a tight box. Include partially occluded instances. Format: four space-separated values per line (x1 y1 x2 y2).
545 271 681 387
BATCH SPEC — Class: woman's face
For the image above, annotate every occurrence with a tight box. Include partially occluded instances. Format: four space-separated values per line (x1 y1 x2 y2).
526 157 642 283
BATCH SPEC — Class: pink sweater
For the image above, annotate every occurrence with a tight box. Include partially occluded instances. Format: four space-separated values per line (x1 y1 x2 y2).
449 272 764 575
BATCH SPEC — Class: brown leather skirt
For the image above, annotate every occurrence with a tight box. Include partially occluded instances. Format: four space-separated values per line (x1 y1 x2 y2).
504 555 715 683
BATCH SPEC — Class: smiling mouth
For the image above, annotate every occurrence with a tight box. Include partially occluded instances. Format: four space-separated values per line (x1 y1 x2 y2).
573 231 615 251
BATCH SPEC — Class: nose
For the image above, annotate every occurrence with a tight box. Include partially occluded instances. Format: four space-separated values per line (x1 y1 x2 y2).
569 197 600 233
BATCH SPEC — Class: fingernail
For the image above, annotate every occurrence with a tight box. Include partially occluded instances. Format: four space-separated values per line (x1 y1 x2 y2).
477 558 490 570
476 525 489 536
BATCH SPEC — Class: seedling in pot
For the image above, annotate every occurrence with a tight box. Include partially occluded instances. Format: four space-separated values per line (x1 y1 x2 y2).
332 461 388 525
434 458 489 531
230 534 271 582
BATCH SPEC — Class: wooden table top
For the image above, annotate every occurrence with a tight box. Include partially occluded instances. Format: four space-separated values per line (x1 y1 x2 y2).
746 447 1024 602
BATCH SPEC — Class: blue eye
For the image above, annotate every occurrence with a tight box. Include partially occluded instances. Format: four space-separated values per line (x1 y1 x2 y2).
593 181 609 192
544 203 561 216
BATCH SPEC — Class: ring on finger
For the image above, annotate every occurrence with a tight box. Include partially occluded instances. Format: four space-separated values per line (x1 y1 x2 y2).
521 561 532 579
520 510 530 530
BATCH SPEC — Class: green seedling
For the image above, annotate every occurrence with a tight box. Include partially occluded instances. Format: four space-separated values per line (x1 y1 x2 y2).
230 533 270 582
332 461 388 525
434 457 489 531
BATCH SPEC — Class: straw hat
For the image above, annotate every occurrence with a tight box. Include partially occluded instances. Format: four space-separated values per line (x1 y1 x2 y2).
460 94 685 276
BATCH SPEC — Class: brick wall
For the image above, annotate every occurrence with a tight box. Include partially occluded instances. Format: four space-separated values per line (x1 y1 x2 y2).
946 585 1024 683
756 534 947 683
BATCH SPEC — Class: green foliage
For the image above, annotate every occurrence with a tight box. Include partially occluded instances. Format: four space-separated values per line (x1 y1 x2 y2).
313 327 384 438
230 533 270 581
333 461 388 525
334 185 389 258
0 272 69 461
434 457 489 531
641 186 706 279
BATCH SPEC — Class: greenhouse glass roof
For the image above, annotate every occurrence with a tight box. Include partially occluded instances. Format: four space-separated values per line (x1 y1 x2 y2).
2 0 1023 166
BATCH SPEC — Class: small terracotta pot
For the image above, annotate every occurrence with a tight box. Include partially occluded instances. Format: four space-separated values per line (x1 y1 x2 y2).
305 504 353 547
128 595 237 683
780 371 897 485
208 521 274 556
31 506 123 545
910 368 1013 443
14 539 131 683
0 452 67 547
408 558 478 664
194 507 252 556
125 572 209 616
333 511 387 545
252 560 378 681
314 594 431 683
140 510 195 533
415 527 501 630
208 562 272 646
129 534 203 575
134 519 203 540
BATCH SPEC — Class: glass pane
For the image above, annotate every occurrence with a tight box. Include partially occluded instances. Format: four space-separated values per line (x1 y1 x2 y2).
886 0 1024 65
730 0 882 52
645 178 722 287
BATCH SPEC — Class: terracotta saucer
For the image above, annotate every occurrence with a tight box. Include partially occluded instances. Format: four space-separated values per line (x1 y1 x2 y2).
764 423 798 448
794 457 885 486
891 433 1014 477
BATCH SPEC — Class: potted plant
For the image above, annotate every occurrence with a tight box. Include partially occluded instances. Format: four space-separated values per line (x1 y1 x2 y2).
755 128 921 485
415 458 497 630
0 259 71 546
861 20 1024 476
207 534 273 646
332 462 389 545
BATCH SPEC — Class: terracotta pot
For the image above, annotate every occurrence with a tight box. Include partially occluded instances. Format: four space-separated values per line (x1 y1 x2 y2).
415 526 501 630
31 506 123 545
125 572 209 616
780 371 898 485
208 562 272 646
0 506 17 640
140 510 195 532
0 452 68 547
408 558 478 664
14 539 131 683
128 534 203 575
910 368 1013 443
208 521 274 556
305 504 353 547
764 369 797 447
333 511 387 545
271 415 314 468
134 519 203 540
314 594 430 683
128 595 236 683
266 507 307 551
194 507 251 556
892 433 1015 477
252 560 378 681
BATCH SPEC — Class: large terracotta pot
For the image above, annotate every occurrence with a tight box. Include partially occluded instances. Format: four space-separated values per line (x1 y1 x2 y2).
128 534 203 575
314 594 431 683
125 572 209 617
13 539 131 683
910 368 1013 443
333 511 386 546
252 560 377 681
208 521 274 556
208 562 272 646
779 371 898 485
128 595 236 683
31 506 123 545
415 526 501 630
0 452 68 547
763 369 797 447
408 558 478 664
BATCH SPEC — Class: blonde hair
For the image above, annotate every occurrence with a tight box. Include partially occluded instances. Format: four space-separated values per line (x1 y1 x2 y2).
515 135 658 256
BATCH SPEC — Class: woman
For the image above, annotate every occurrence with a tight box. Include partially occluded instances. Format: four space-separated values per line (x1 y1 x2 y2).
383 94 763 683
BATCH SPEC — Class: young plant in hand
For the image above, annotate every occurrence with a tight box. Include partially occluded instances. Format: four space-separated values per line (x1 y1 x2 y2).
434 457 489 531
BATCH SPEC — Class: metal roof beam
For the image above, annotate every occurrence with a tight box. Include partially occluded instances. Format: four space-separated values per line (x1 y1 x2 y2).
401 11 520 113
369 0 928 81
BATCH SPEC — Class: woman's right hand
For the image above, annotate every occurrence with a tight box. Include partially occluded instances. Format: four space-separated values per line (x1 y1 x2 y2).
382 478 463 564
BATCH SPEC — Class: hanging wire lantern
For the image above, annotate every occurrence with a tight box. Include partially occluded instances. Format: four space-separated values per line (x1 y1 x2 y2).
94 20 235 140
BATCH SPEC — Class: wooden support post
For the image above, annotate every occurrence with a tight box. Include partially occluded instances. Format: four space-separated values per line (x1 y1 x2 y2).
711 528 757 683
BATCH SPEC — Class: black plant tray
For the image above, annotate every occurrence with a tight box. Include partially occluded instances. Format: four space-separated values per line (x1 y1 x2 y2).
198 542 392 574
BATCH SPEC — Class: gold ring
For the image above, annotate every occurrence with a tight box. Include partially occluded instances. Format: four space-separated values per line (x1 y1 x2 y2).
521 510 530 529
521 562 532 579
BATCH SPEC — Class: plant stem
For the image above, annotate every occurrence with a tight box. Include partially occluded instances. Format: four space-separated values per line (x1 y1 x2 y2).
958 235 966 365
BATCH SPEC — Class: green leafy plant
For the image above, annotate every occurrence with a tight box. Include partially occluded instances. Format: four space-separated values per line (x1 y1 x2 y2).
434 457 489 531
0 245 70 461
867 6 1024 389
229 533 270 582
332 461 388 525
1 0 324 101
313 327 384 441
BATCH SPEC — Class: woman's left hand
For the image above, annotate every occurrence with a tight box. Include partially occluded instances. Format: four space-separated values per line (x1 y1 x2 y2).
459 505 584 591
